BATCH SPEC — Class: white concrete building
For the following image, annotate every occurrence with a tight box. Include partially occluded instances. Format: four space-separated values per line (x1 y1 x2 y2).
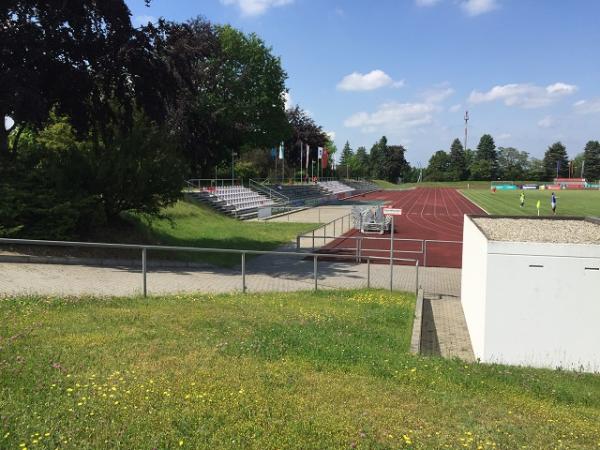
461 216 600 372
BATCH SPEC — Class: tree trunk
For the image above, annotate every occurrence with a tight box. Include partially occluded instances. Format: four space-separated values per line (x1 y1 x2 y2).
0 126 8 157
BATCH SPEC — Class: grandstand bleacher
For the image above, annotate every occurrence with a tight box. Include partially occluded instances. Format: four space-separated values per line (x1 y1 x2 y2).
188 185 275 220
318 180 354 195
266 184 330 206
342 180 379 192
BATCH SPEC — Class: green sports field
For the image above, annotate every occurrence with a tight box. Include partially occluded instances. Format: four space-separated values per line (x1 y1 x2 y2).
462 189 600 217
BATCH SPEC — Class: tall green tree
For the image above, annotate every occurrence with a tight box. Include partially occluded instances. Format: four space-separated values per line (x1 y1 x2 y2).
340 141 354 166
448 138 467 181
497 147 530 180
369 136 388 179
425 150 451 181
387 145 410 183
285 106 327 174
543 141 569 180
1 0 172 156
352 146 370 178
582 140 600 181
471 134 497 180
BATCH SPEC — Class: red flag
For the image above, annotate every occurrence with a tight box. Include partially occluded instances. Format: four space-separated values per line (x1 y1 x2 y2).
322 149 329 169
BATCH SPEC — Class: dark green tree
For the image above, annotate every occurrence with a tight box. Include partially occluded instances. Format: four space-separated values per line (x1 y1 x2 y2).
582 140 600 181
352 146 370 178
543 141 569 180
340 141 354 166
1 0 172 156
448 138 467 181
425 150 451 181
527 157 546 181
471 134 497 180
369 136 388 179
285 106 328 174
387 145 410 183
497 147 530 180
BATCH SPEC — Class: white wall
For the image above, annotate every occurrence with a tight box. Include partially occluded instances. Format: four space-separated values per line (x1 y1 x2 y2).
461 219 600 372
460 216 488 359
484 243 600 372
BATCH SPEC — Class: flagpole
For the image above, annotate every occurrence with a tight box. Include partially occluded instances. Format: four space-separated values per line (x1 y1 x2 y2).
300 142 303 183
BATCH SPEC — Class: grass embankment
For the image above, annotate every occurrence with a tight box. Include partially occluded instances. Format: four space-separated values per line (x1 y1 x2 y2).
462 189 600 217
129 201 315 266
2 290 599 449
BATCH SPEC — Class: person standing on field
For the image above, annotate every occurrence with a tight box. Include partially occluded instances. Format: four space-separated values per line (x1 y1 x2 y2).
520 191 525 208
551 192 557 215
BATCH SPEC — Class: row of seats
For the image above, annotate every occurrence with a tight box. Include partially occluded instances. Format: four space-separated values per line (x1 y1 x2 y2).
342 180 379 191
205 185 274 211
318 181 354 195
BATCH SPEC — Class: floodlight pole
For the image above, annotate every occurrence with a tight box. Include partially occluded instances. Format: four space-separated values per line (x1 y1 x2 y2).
464 110 469 152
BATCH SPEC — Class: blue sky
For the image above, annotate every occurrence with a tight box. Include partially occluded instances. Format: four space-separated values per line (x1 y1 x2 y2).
126 0 600 165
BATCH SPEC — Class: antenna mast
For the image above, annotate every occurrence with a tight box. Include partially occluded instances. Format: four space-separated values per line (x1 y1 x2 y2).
464 110 469 151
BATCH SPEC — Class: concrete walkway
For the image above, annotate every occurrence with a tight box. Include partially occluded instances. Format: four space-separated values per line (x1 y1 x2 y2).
0 253 460 298
420 295 475 361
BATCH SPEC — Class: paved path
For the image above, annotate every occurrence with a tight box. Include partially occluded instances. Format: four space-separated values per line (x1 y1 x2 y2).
0 250 460 298
420 295 475 361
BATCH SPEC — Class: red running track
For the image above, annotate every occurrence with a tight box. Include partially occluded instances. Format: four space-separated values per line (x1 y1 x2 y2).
322 188 486 268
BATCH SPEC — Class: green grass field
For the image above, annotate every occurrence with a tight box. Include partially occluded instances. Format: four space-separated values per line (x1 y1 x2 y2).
128 201 315 266
2 290 599 449
462 189 600 217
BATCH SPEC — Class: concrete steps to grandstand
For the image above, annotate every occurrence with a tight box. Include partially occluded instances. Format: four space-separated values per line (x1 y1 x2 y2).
186 186 276 220
318 180 354 195
341 180 380 192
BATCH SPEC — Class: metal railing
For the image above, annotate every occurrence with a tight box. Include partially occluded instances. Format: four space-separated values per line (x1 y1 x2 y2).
296 234 463 267
0 238 420 296
185 179 241 190
248 179 290 204
296 213 353 245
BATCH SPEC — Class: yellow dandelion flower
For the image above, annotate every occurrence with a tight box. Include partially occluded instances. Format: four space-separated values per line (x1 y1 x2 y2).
179 440 184 446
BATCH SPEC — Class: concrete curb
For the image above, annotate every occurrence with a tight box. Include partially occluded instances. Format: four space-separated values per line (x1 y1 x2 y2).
410 288 424 354
0 254 213 269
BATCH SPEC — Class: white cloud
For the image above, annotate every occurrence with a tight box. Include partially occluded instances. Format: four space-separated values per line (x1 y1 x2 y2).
326 131 336 141
573 98 600 115
337 70 403 92
460 0 499 16
344 102 437 133
4 116 14 131
416 0 441 6
133 15 156 26
537 116 555 128
221 0 293 17
497 133 511 140
546 82 577 95
449 104 462 113
421 86 454 104
468 82 577 108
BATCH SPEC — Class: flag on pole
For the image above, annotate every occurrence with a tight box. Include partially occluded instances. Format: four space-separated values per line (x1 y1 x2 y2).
318 147 323 159
299 140 303 176
279 142 284 160
322 148 329 169
305 143 310 169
